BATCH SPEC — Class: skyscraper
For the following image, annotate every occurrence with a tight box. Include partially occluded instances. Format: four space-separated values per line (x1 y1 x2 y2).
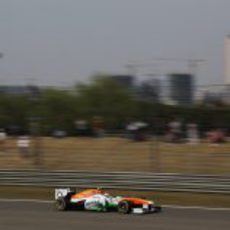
110 75 134 89
168 73 194 106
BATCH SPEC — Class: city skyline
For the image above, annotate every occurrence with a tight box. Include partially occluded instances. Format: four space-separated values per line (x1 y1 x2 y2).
0 0 230 86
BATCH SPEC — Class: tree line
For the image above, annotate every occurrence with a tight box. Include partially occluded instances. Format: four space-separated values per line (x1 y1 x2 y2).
0 75 230 135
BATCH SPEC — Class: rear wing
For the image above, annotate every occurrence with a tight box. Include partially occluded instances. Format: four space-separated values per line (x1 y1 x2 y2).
55 188 71 200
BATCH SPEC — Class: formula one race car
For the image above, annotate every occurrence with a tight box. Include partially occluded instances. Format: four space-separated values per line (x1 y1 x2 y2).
55 188 161 214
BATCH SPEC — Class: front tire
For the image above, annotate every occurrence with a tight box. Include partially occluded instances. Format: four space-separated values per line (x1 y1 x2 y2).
154 206 162 213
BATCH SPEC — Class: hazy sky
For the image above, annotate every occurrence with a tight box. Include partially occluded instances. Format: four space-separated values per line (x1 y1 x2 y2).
0 0 230 86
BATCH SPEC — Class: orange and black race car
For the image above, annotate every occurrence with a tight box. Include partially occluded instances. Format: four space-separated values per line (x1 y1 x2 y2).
55 188 161 214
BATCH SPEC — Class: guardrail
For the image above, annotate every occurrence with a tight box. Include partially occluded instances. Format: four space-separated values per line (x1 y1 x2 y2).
0 170 229 194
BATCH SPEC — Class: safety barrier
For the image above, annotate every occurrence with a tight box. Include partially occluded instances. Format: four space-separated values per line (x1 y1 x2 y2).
0 170 229 194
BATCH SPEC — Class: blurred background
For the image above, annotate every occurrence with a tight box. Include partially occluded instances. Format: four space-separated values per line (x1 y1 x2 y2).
0 72 229 174
0 0 230 175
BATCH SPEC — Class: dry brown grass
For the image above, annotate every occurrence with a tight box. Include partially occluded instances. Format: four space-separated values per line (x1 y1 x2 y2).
0 137 229 174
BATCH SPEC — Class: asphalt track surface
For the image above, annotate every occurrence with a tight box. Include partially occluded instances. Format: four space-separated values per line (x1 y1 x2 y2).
0 201 229 230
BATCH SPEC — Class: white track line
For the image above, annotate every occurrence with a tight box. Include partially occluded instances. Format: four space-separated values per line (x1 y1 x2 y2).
0 198 229 211
163 205 230 211
0 198 52 204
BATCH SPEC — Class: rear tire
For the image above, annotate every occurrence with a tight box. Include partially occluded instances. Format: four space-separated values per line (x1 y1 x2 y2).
118 201 131 214
55 197 68 211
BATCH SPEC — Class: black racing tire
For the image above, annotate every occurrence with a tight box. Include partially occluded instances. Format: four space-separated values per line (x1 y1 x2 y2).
153 206 162 213
118 201 132 214
55 197 68 211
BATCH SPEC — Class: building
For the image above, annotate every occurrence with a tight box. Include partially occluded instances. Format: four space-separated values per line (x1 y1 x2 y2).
0 86 33 95
225 35 230 85
110 75 135 89
0 85 41 98
168 73 194 106
136 79 161 103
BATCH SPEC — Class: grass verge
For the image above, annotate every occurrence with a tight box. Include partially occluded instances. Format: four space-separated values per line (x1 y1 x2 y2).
1 137 230 174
